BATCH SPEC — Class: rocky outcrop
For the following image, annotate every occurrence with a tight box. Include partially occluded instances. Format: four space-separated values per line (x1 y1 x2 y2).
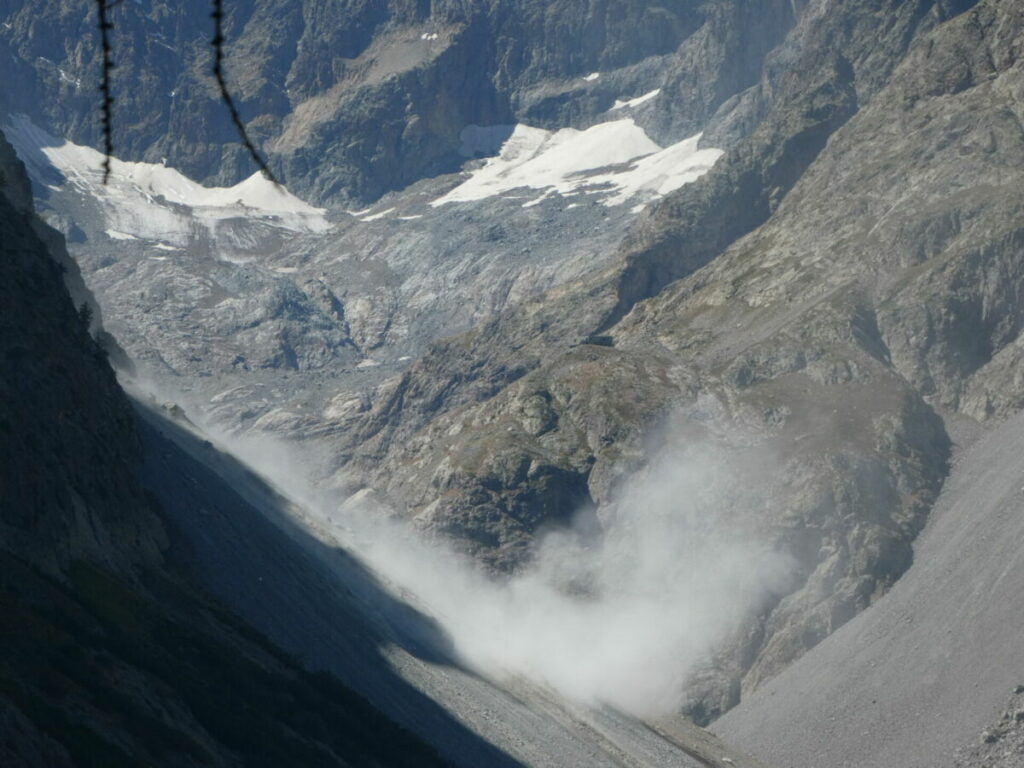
337 0 980 454
0 132 163 574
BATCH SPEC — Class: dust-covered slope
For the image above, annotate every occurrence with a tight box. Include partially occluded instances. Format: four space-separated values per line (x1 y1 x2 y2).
135 398 729 768
713 410 1024 768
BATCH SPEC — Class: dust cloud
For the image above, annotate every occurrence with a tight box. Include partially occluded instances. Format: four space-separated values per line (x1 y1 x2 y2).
134 379 794 718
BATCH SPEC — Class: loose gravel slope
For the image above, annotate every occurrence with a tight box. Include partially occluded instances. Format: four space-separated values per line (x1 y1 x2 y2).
714 412 1024 767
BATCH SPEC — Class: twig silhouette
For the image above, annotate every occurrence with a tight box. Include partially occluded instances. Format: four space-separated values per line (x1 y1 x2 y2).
94 0 278 185
210 0 279 183
95 0 121 184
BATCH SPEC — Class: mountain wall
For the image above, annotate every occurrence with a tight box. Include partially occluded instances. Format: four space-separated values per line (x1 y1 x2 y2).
0 130 162 574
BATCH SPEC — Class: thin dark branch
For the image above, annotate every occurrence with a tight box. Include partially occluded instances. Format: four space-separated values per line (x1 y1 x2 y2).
211 0 279 184
95 0 115 184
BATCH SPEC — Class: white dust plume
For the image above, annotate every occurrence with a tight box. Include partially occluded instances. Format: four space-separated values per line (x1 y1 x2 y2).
136 379 793 719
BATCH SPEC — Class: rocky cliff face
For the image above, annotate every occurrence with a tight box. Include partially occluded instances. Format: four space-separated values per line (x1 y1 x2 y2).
0 130 163 574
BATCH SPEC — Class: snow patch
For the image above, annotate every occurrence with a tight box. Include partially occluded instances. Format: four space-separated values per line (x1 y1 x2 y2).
5 115 331 243
611 88 661 111
601 132 722 208
105 229 138 240
432 119 723 211
57 68 82 90
359 207 395 222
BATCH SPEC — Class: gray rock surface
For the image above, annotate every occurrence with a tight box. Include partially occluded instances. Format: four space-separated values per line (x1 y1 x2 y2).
953 687 1024 768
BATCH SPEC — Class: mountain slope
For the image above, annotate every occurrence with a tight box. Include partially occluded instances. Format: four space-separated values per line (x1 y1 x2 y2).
0 131 450 768
713 409 1024 768
133 396 724 768
5 0 1022 738
0 124 759 768
0 131 163 575
327 0 1022 717
0 0 794 204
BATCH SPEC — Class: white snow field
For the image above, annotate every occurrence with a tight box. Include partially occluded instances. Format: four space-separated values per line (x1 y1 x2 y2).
433 118 723 210
5 114 331 242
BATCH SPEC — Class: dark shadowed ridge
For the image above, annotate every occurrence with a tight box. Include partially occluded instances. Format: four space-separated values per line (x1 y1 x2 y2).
0 128 471 768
